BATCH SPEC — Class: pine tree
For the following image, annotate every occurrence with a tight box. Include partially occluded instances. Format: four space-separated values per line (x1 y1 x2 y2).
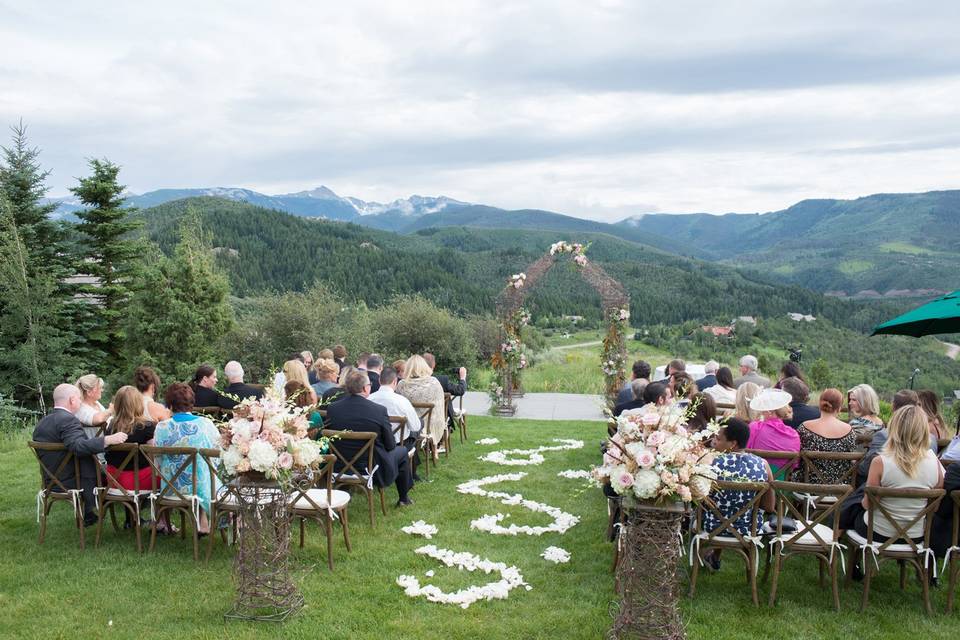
122 209 234 380
71 158 143 371
0 196 77 410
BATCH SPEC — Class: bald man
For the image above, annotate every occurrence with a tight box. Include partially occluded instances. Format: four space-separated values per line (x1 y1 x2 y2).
32 383 128 525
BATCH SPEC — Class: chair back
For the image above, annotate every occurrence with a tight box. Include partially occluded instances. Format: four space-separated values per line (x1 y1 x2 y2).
798 450 863 486
389 415 408 444
289 455 336 511
28 441 82 495
411 401 434 426
769 480 851 548
95 443 149 497
92 422 108 437
141 445 204 503
745 449 801 480
862 486 945 554
321 430 377 485
694 480 769 545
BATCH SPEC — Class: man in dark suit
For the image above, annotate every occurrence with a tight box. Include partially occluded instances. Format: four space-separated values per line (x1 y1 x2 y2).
422 353 466 430
696 360 719 391
325 371 414 506
222 360 264 409
613 379 647 417
780 377 820 429
365 354 383 393
32 384 128 525
616 360 651 405
333 345 347 374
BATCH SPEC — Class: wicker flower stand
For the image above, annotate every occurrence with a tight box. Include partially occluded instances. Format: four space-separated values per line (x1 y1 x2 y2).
225 474 304 622
609 501 687 640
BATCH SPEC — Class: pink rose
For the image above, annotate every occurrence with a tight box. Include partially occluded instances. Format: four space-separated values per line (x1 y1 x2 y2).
646 431 666 447
278 452 293 470
617 471 634 488
678 486 692 502
635 449 656 468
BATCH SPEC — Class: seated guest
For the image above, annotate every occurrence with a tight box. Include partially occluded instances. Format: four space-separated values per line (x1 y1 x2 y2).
617 360 651 405
792 388 856 484
311 358 339 397
696 360 719 391
285 380 324 438
366 354 384 393
703 366 737 409
633 381 672 416
930 454 960 557
774 361 806 389
780 376 820 429
355 353 371 371
221 360 264 408
613 379 647 417
189 365 227 409
282 358 317 403
325 371 414 506
734 382 761 423
733 355 771 389
686 393 717 432
670 372 698 407
134 366 172 422
397 355 446 459
659 358 686 383
847 383 884 441
392 359 406 381
746 389 801 475
332 345 348 373
423 352 466 429
701 418 775 569
855 405 943 543
918 390 949 440
301 351 318 385
154 383 220 534
318 348 334 361
33 384 128 525
857 389 936 485
369 367 422 445
75 374 112 438
323 365 354 403
104 385 156 491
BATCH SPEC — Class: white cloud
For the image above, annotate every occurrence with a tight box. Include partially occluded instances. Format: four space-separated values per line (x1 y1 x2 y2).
1 0 959 221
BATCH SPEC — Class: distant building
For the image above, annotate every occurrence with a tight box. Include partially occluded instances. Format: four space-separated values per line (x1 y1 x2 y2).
787 312 816 322
563 315 585 324
733 316 757 326
701 325 733 337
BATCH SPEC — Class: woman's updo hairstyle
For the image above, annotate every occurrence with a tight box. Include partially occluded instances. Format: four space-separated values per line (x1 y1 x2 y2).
819 388 843 414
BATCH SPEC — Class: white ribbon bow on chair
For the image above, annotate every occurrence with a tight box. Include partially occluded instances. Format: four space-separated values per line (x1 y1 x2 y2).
859 541 882 573
35 490 46 524
942 545 960 577
743 534 765 574
919 547 938 580
366 464 380 490
67 489 84 521
688 533 707 567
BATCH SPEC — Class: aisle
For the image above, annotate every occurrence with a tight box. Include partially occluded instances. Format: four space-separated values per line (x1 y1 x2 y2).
462 391 606 421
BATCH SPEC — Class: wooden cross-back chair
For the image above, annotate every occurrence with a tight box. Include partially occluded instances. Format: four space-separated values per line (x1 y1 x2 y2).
27 441 87 549
946 489 960 614
845 486 945 615
141 445 218 561
793 451 863 518
388 415 421 479
93 443 154 552
411 401 440 465
766 480 852 610
289 454 351 570
745 449 801 481
689 480 769 606
201 448 245 561
321 430 384 527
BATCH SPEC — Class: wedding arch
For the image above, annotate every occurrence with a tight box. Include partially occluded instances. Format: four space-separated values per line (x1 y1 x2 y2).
490 242 630 415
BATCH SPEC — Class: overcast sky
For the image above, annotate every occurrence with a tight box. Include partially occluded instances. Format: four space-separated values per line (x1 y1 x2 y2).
2 1 960 221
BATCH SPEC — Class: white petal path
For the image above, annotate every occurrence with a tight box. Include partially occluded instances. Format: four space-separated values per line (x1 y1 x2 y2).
557 469 593 480
457 473 580 536
478 438 584 466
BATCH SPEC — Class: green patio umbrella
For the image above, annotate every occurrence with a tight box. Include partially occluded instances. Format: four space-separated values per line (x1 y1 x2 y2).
871 289 960 337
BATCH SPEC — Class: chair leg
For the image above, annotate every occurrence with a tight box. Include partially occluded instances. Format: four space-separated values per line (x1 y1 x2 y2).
749 548 759 607
325 516 334 571
845 545 856 587
947 559 958 614
95 502 106 548
831 555 841 612
860 558 873 612
299 517 305 549
149 514 159 553
76 502 85 550
921 564 933 616
340 507 351 552
379 488 387 516
109 505 120 533
366 489 375 527
768 553 782 607
899 560 907 590
38 500 49 545
689 550 701 598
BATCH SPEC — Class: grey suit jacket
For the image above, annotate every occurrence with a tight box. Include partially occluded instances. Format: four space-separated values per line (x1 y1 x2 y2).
733 372 771 389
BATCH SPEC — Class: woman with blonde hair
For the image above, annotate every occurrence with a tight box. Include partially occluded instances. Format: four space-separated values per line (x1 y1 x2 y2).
397 354 446 458
734 381 761 423
858 405 943 542
283 358 316 403
311 358 339 396
847 383 884 440
104 386 157 492
917 390 949 440
75 374 112 437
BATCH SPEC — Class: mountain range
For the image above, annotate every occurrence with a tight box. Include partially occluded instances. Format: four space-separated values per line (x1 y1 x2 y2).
48 186 960 295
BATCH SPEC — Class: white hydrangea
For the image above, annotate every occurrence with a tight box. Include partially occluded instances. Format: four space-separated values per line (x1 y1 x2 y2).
689 474 714 499
221 445 243 475
632 469 661 499
292 439 321 467
247 439 278 473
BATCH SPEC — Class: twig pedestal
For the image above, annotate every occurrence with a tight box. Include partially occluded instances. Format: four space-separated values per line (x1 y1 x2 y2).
225 473 303 622
609 500 687 640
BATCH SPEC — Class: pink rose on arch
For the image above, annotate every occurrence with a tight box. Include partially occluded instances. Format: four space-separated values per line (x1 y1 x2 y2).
278 452 293 470
646 431 666 447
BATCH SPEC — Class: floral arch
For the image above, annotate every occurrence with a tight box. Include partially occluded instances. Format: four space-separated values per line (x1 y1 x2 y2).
490 242 630 415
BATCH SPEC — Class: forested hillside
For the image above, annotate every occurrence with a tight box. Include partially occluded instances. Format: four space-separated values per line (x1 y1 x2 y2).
139 197 905 332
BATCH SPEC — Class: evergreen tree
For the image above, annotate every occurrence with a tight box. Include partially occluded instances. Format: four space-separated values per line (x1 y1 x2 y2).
71 158 143 370
122 210 234 380
0 196 77 410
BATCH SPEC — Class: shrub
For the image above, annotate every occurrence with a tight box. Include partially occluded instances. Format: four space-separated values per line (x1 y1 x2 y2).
377 294 477 370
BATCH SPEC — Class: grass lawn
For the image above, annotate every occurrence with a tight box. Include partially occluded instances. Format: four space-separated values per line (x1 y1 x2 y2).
3 417 956 639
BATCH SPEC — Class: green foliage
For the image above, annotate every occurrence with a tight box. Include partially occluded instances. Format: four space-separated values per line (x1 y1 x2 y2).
71 159 144 369
121 211 234 381
376 294 477 370
808 358 832 390
225 283 380 384
469 316 500 362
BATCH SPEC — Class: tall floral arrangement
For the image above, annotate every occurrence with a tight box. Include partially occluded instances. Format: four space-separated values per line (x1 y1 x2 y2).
218 386 328 485
601 305 629 404
491 306 530 400
593 405 719 505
